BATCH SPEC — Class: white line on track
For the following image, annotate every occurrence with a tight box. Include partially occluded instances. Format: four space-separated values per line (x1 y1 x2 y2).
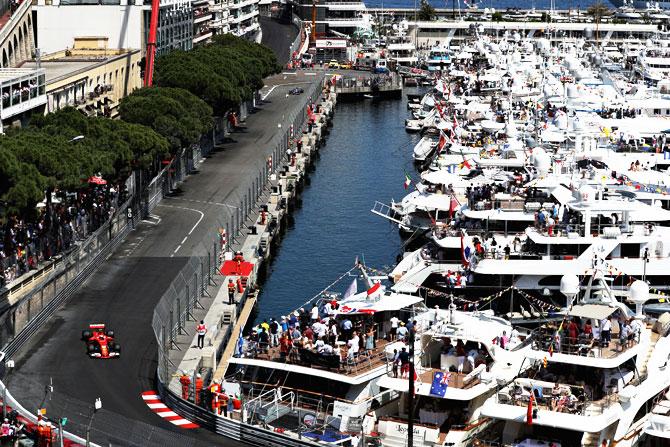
261 85 277 100
157 204 204 255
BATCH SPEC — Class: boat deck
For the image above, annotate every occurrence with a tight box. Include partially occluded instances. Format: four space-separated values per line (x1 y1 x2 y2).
416 369 481 390
252 338 393 377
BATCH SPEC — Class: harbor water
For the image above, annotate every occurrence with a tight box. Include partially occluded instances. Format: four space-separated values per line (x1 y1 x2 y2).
255 92 423 321
363 0 615 9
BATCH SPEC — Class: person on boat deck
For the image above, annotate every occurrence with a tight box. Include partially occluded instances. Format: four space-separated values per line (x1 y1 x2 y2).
341 318 353 340
290 326 301 342
303 325 314 342
583 321 593 338
279 334 292 359
315 337 325 353
289 311 299 329
329 320 338 345
310 304 319 322
258 328 270 353
396 322 409 341
347 331 360 360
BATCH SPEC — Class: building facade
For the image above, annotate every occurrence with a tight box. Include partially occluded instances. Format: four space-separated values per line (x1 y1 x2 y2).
23 37 142 118
33 0 192 55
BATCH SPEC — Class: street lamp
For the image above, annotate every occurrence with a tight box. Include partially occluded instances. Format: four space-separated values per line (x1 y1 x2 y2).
85 398 102 447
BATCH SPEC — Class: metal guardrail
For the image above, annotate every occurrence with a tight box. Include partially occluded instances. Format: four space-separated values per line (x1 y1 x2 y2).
159 380 322 447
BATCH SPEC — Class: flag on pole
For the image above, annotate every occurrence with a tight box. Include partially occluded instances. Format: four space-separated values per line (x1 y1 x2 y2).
452 114 460 131
429 371 450 397
526 393 534 425
459 159 472 170
344 278 358 299
404 172 412 189
438 130 448 150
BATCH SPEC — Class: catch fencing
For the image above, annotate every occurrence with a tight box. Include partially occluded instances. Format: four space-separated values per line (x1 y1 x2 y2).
153 76 325 389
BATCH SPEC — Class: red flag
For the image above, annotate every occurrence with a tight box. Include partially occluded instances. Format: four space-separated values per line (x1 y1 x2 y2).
459 159 472 170
526 393 534 425
452 114 460 131
438 130 448 150
435 101 445 119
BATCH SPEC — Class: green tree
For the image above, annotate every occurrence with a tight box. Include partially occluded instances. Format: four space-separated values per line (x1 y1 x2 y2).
0 145 46 215
154 35 280 115
417 0 436 21
119 87 213 154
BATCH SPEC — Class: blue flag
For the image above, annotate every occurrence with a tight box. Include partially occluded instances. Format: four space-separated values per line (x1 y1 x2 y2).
429 371 450 397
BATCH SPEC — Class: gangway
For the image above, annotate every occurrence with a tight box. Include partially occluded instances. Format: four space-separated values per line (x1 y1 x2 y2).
371 201 404 226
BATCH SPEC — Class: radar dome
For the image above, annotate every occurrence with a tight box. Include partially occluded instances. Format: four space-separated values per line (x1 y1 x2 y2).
560 274 580 298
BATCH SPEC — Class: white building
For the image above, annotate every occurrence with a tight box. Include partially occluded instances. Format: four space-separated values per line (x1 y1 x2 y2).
32 0 193 55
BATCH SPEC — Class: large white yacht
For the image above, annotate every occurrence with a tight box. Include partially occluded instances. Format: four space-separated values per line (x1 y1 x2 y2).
368 306 531 447
477 276 670 447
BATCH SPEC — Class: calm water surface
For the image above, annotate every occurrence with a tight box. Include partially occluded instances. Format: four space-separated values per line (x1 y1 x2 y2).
364 0 615 9
255 93 423 321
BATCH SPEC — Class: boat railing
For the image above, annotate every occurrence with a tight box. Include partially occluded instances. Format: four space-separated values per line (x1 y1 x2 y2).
496 380 619 417
529 327 640 360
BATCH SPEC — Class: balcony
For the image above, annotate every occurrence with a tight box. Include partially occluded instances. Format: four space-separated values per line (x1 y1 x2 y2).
230 8 258 23
228 0 256 11
193 30 213 43
0 68 47 122
194 11 211 24
209 2 227 12
326 1 366 11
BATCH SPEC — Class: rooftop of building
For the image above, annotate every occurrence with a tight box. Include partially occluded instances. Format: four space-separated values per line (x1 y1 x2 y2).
21 36 139 84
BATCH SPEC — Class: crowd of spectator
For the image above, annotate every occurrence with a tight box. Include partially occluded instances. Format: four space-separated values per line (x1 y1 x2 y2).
0 183 129 288
241 302 421 372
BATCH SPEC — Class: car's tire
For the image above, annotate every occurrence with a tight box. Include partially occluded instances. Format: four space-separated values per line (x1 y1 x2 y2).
87 344 96 353
82 330 91 340
106 330 114 338
113 344 121 354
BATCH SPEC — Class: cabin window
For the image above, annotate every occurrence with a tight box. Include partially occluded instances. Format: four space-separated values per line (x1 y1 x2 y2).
620 243 640 258
654 109 661 115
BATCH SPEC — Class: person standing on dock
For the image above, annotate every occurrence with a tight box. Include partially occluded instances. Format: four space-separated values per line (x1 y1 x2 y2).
227 279 236 305
196 320 207 349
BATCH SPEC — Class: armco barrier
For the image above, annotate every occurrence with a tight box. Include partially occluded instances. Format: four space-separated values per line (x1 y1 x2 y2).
158 380 320 447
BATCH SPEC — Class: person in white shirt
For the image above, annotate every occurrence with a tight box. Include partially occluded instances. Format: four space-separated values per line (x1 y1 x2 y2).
315 338 325 353
310 305 319 321
601 316 612 346
347 332 359 360
390 316 399 340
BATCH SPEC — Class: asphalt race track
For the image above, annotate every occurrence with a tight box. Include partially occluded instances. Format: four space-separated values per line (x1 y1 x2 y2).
7 67 320 446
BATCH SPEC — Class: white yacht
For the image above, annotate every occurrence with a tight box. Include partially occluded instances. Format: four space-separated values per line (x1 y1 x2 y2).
369 306 531 447
478 276 670 447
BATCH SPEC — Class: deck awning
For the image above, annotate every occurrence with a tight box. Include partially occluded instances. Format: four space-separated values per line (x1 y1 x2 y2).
333 293 423 315
565 304 617 320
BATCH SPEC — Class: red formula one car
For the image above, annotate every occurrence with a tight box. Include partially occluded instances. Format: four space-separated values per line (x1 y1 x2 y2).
82 323 120 358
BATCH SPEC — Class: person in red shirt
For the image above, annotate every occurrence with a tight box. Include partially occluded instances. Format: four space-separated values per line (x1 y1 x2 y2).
567 319 579 346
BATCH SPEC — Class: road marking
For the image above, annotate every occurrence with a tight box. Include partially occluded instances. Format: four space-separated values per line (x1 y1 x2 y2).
261 85 277 101
304 72 317 76
181 236 188 244
173 245 182 254
141 391 199 429
282 72 297 75
157 203 205 243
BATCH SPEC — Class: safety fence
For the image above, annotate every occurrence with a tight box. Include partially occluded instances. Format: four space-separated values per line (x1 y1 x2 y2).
153 75 325 390
159 380 322 447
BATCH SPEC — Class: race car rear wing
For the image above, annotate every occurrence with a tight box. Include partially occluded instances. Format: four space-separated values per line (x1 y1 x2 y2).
89 323 106 329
